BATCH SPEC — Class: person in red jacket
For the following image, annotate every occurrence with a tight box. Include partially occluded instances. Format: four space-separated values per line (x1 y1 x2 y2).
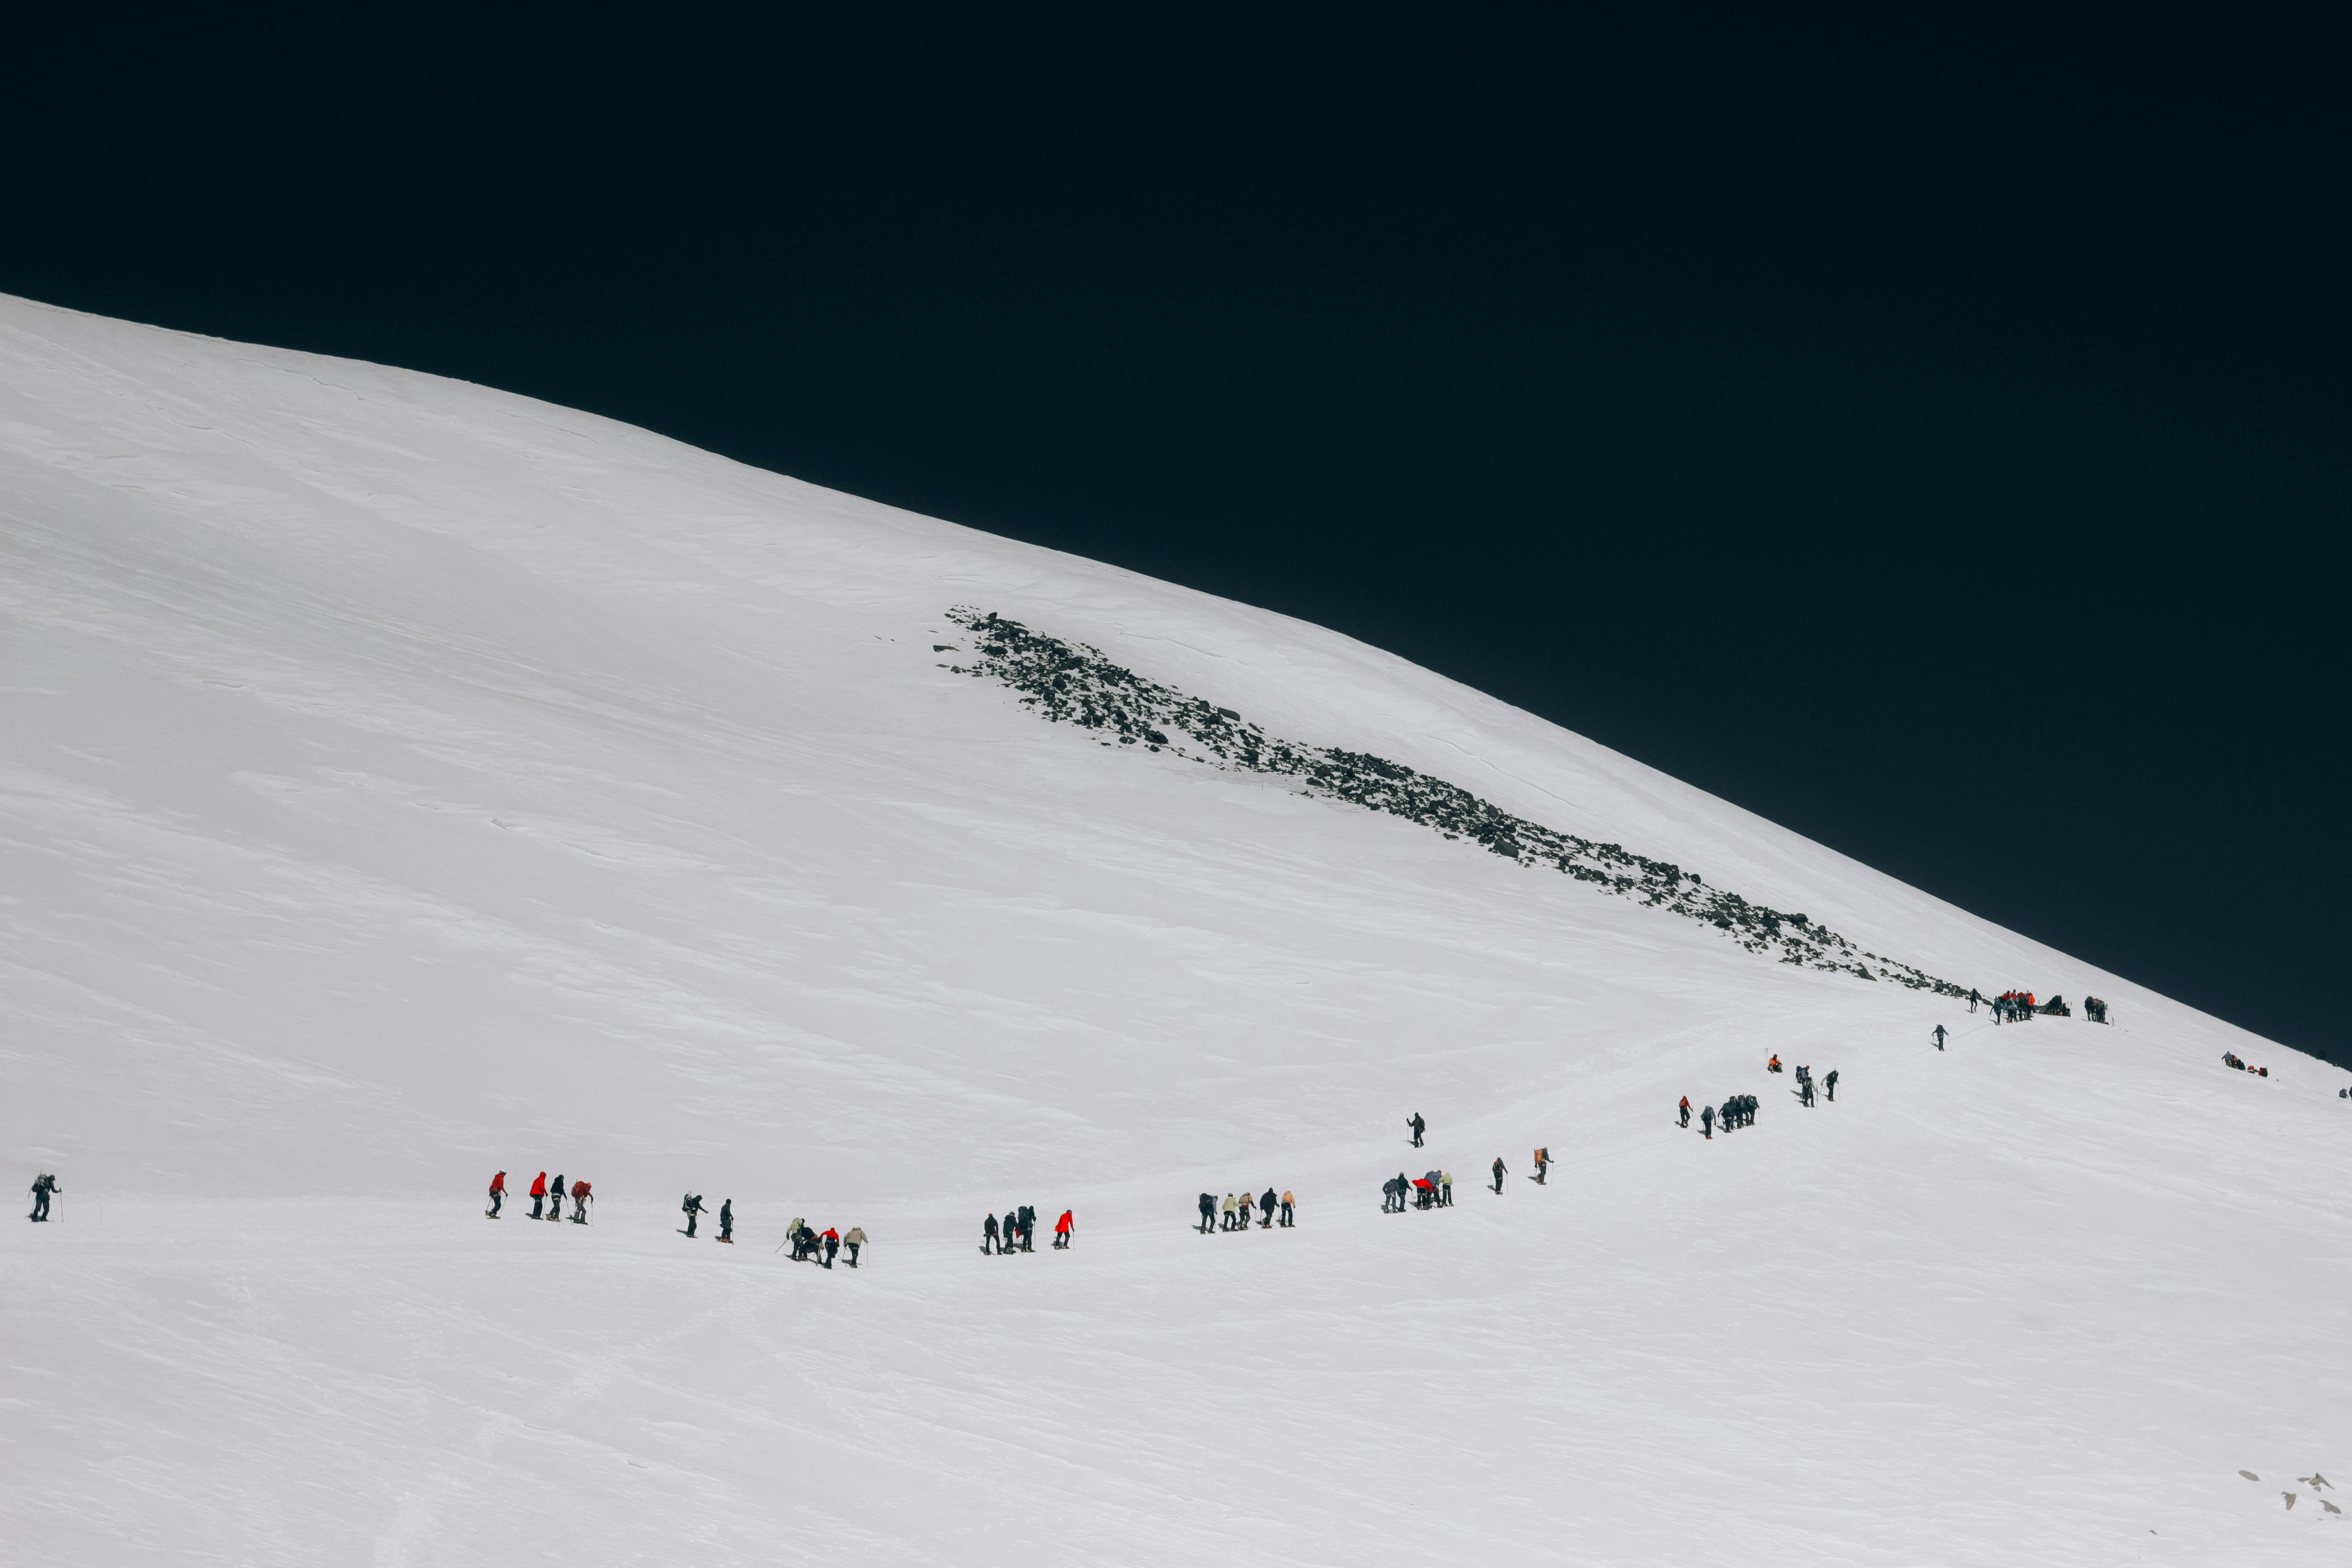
1679 1095 1692 1127
821 1227 840 1269
1053 1210 1074 1249
529 1171 548 1220
486 1171 506 1219
568 1179 592 1224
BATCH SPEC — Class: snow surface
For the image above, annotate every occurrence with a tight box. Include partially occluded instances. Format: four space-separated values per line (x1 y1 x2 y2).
4 291 2348 1564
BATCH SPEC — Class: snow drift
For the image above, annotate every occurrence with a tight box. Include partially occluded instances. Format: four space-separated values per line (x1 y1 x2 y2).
4 293 2347 1565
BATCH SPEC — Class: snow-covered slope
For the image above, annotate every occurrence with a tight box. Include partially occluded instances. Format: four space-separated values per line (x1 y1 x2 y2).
4 292 2347 1565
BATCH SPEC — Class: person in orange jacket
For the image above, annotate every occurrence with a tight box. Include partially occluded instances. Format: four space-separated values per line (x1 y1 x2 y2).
1767 1054 1782 1073
529 1171 548 1220
486 1170 506 1219
1053 1210 1074 1249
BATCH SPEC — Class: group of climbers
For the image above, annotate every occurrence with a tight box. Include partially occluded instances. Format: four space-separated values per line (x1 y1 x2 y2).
487 1169 592 1224
984 1204 1074 1253
1993 991 2038 1023
786 1217 863 1267
2222 1052 2269 1078
1383 1171 1449 1211
1203 1188 1294 1229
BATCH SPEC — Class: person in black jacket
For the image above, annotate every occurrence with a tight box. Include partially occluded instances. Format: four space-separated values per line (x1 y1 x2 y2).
28 1172 58 1222
1259 1188 1277 1228
680 1193 705 1238
1197 1192 1216 1232
717 1199 734 1243
1491 1157 1507 1194
1407 1112 1426 1148
982 1213 999 1254
1017 1204 1036 1252
1825 1069 1839 1102
1701 1104 1715 1140
1002 1210 1019 1255
549 1175 566 1223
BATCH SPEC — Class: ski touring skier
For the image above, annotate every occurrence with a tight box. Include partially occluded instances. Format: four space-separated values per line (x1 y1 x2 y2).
1259 1188 1277 1228
1825 1069 1838 1102
718 1199 734 1243
548 1174 566 1223
1408 1112 1426 1148
1279 1190 1295 1226
1018 1204 1036 1253
1491 1156 1507 1194
1799 1075 1816 1108
530 1171 548 1220
569 1180 592 1223
982 1213 999 1254
1441 1171 1453 1206
1053 1210 1073 1249
28 1172 58 1222
1701 1103 1715 1140
821 1227 839 1268
843 1226 866 1266
1679 1096 1691 1128
680 1193 705 1238
486 1171 505 1219
1933 1024 1947 1051
1197 1192 1216 1232
1968 987 1980 1014
1003 1210 1019 1254
1532 1147 1549 1185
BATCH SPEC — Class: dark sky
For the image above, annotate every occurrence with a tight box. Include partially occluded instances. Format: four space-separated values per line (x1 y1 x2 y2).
7 19 2346 1066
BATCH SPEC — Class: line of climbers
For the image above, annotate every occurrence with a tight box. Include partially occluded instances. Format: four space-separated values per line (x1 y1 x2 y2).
983 1204 1074 1253
486 1170 593 1223
785 1218 865 1267
1200 1188 1295 1230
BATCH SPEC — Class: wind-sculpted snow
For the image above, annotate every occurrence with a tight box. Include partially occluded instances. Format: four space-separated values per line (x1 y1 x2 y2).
946 608 1970 997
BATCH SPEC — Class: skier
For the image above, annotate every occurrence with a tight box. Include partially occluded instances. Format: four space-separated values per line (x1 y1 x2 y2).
28 1172 58 1222
1440 1171 1452 1206
1532 1147 1549 1185
1679 1096 1691 1128
1491 1156 1507 1194
1259 1188 1277 1229
1933 1024 1946 1051
1018 1204 1036 1253
530 1171 549 1220
718 1199 734 1244
548 1174 566 1223
1279 1190 1295 1227
680 1193 705 1237
486 1170 505 1219
1408 1112 1426 1148
1002 1210 1019 1254
843 1225 866 1267
1968 987 1980 1013
1197 1191 1216 1232
569 1179 592 1223
1381 1176 1400 1213
1799 1076 1815 1108
821 1227 839 1268
1701 1103 1715 1140
1825 1068 1838 1102
982 1212 999 1254
1053 1210 1073 1249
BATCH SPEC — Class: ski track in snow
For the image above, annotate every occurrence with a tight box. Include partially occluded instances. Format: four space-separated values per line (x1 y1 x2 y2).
4 292 2349 1565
